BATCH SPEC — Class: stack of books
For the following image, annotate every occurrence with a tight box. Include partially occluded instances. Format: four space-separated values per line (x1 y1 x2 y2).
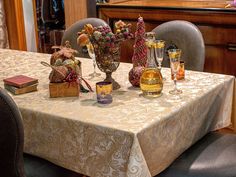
3 75 38 95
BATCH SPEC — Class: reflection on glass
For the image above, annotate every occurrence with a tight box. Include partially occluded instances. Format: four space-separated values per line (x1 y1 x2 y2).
86 43 101 78
145 32 156 43
154 40 165 70
168 49 182 95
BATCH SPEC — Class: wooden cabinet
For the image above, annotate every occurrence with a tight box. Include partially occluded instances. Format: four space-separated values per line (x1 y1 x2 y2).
64 0 96 28
97 0 236 76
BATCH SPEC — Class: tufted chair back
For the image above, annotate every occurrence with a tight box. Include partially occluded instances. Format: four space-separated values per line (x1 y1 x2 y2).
152 20 205 71
0 87 25 177
61 18 109 58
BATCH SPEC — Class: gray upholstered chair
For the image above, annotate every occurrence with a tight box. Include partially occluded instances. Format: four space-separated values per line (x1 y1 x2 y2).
156 132 236 177
152 20 205 71
0 87 84 177
61 18 109 58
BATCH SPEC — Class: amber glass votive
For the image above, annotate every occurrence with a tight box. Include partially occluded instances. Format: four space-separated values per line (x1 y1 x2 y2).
171 60 185 80
96 81 113 104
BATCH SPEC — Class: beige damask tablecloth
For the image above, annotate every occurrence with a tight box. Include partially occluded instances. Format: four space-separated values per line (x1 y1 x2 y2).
0 49 235 177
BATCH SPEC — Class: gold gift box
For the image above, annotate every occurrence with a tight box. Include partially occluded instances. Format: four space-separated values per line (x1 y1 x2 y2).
49 82 79 98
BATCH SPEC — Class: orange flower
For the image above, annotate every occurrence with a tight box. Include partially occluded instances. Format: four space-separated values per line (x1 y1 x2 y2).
115 20 126 29
77 34 90 46
84 24 94 34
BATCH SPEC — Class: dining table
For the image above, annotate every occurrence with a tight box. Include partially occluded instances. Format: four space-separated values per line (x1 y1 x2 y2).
0 49 235 177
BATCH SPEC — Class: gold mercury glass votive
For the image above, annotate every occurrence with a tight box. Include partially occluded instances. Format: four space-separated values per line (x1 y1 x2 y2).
96 81 113 104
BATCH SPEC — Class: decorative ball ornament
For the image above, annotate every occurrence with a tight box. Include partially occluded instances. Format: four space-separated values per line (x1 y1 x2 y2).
128 66 144 87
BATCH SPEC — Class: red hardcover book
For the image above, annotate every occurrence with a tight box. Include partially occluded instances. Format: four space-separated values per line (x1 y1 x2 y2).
3 75 38 88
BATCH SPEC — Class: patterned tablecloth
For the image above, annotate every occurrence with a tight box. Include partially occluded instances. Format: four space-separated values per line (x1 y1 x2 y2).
0 49 235 177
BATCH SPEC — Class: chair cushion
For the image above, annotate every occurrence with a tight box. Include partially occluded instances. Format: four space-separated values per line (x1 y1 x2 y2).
156 132 236 177
24 153 84 177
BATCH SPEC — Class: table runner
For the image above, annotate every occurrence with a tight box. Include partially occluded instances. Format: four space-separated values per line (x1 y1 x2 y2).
0 49 234 177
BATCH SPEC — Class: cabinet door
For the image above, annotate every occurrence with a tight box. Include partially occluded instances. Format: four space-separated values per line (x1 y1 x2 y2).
199 25 236 76
205 46 236 76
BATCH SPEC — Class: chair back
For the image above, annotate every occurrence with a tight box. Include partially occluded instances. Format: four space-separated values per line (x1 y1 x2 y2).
152 20 205 71
61 18 109 58
0 88 25 177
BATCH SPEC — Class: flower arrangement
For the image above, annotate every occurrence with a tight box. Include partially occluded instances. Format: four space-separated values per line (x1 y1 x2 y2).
77 20 133 90
41 41 92 97
50 42 78 66
77 20 133 48
42 41 81 84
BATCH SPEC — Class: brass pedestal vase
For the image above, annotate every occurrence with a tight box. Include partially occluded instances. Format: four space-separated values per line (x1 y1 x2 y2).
94 43 121 90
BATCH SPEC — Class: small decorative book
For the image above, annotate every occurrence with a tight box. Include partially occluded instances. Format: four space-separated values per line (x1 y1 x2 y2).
3 75 38 88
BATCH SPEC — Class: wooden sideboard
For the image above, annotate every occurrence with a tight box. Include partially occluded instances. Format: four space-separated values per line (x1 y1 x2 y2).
97 0 236 76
